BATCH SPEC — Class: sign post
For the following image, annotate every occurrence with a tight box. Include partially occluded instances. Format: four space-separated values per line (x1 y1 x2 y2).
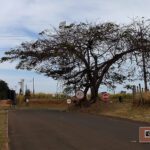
67 99 71 111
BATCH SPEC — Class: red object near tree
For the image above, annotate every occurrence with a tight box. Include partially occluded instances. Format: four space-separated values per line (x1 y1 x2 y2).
101 92 109 102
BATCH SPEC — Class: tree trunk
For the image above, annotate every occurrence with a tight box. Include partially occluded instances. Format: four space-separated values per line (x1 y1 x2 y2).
90 86 99 103
83 86 89 100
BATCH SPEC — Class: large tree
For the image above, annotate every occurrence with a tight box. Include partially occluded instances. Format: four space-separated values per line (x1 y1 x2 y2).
0 21 148 103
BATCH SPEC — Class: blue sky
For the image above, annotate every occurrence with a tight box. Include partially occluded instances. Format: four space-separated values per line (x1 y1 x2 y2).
0 0 150 93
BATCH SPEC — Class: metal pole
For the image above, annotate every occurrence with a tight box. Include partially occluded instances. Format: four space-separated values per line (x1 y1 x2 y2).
142 51 148 92
33 77 35 95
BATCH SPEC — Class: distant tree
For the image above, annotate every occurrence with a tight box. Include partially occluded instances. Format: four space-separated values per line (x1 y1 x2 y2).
123 18 150 92
1 21 149 103
124 84 134 90
63 85 74 96
0 80 9 100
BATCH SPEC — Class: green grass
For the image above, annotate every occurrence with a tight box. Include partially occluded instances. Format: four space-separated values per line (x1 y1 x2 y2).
0 109 7 150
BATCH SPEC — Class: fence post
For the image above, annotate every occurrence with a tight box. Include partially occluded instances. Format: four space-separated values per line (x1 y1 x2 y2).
132 85 136 104
139 84 144 105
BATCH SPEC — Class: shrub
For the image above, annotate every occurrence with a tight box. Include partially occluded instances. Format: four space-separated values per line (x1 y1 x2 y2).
0 80 10 100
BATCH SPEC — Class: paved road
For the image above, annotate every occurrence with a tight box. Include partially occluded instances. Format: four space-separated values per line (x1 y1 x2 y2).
9 110 150 150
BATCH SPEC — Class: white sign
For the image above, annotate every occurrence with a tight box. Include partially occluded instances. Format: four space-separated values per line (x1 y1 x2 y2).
75 90 84 100
67 99 71 104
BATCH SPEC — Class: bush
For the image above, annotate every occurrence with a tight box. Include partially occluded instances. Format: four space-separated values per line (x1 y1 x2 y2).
0 80 9 100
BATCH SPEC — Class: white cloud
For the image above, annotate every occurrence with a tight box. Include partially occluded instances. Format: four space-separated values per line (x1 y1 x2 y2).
0 0 150 92
0 0 150 36
0 62 17 70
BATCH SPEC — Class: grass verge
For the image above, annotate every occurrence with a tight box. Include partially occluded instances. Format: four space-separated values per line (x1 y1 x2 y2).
73 101 150 123
0 109 8 150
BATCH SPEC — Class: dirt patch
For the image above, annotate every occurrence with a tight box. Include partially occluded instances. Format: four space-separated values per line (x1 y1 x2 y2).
0 100 12 107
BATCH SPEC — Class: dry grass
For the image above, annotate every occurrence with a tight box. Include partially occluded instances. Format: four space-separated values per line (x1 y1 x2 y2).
109 93 133 101
30 93 69 100
100 103 150 122
74 100 150 123
133 91 150 105
0 109 7 150
16 99 68 111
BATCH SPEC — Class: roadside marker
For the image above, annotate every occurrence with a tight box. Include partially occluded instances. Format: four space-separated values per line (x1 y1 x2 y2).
75 90 84 100
67 99 71 104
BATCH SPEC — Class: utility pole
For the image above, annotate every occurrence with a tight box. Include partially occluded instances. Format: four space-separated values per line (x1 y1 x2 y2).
33 77 35 95
25 84 27 93
142 51 148 92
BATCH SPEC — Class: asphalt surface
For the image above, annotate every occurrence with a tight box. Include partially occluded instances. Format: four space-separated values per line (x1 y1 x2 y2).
9 110 150 150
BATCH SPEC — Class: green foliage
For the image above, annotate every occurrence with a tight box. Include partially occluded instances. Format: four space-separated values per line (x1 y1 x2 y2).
63 86 74 95
124 84 133 90
0 80 9 100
